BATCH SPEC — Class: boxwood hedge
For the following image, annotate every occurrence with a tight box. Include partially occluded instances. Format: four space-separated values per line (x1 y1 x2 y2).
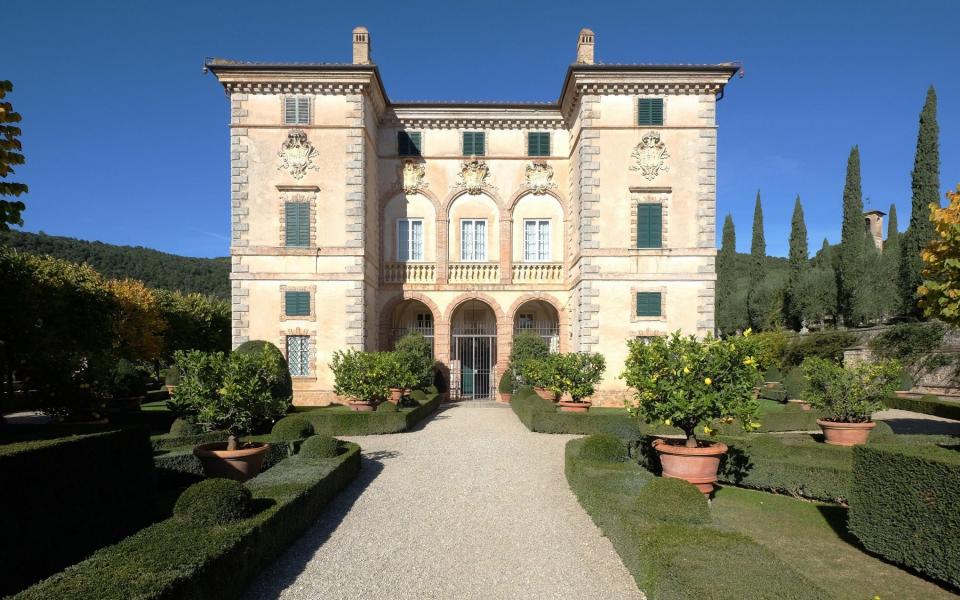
849 443 960 589
294 387 440 435
0 429 155 596
882 394 960 421
566 436 829 599
14 441 361 599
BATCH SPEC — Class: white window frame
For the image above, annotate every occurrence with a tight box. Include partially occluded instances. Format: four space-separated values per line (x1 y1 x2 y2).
460 219 488 262
523 219 551 262
283 96 311 125
396 218 424 262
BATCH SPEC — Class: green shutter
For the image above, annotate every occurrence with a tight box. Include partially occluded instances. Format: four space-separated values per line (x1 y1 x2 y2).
285 291 311 317
398 131 421 156
638 98 664 126
636 292 662 317
636 204 663 248
285 202 310 247
463 131 485 156
527 132 550 157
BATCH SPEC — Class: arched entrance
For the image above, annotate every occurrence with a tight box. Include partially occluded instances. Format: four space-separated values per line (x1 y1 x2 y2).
450 299 497 400
388 299 435 354
513 299 560 353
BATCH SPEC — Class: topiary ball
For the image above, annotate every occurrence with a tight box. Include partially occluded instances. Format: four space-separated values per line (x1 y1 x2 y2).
636 477 711 525
299 434 340 459
376 400 398 412
581 434 628 462
174 478 253 526
169 418 198 437
270 416 315 441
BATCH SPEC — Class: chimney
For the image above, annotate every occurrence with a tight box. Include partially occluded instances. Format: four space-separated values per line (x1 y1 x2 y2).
352 26 371 65
576 28 595 64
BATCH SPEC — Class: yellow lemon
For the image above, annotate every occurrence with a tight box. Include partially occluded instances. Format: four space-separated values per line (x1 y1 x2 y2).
704 377 712 385
683 367 690 374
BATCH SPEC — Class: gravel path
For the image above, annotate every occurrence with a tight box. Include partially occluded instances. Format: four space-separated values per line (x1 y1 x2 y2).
243 402 644 600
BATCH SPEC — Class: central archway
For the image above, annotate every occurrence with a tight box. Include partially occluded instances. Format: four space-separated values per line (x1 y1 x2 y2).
449 299 498 400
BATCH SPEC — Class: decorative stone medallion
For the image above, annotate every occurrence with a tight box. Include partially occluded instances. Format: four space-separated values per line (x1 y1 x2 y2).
453 158 491 194
400 159 427 195
278 129 318 180
630 131 670 181
522 161 557 194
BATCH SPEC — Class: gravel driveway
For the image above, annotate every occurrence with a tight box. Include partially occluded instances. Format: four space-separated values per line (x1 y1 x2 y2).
243 402 644 600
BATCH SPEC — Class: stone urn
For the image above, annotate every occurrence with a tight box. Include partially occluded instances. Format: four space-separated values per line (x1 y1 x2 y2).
652 438 728 496
194 441 270 481
817 419 875 446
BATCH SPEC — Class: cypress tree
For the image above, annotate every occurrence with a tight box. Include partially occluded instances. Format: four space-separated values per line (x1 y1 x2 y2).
838 146 866 325
716 215 739 334
750 191 766 288
899 86 940 316
786 196 808 328
879 205 901 317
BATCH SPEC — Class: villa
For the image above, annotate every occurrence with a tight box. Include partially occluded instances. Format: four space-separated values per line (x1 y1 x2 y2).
206 28 739 404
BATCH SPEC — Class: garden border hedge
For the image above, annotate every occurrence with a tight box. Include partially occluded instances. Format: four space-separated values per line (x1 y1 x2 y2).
0 429 155 596
293 389 440 435
849 443 960 590
14 441 362 599
882 394 960 421
565 436 829 599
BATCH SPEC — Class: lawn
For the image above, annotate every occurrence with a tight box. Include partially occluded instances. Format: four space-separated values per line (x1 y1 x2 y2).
711 486 957 600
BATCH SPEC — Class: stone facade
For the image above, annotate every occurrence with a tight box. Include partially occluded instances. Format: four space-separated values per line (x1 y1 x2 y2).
207 28 738 406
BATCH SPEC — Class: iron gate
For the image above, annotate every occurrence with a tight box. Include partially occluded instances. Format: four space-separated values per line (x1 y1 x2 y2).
450 301 497 400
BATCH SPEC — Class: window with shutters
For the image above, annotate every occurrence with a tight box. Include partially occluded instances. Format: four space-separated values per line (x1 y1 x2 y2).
462 131 486 156
523 219 551 262
398 131 422 157
635 292 662 318
637 98 664 126
460 219 487 262
283 96 311 125
397 218 424 261
636 203 663 248
527 132 550 157
287 335 311 377
284 291 311 317
284 202 310 247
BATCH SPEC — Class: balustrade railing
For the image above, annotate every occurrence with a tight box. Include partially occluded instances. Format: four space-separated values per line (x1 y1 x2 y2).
511 262 564 283
448 262 500 283
383 262 436 284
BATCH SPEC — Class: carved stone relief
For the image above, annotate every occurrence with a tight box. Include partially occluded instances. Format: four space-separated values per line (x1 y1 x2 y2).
278 129 318 180
452 158 492 194
399 159 427 195
630 131 670 181
521 161 557 194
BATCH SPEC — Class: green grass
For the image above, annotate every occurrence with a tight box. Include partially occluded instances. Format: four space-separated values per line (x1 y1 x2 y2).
711 486 957 600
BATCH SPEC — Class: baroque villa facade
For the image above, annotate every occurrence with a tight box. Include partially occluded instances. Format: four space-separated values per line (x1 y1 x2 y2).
207 28 739 405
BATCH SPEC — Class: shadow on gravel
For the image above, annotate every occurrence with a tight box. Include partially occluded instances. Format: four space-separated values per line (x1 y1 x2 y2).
880 418 960 436
242 455 387 600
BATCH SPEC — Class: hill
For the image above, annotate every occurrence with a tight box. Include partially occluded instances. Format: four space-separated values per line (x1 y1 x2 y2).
0 230 230 299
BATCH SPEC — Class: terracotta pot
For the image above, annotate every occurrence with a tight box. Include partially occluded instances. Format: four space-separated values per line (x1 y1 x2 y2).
817 419 875 446
349 400 375 412
652 438 728 496
787 398 812 411
193 441 270 481
499 392 512 404
389 388 403 403
165 384 177 395
534 387 556 401
558 400 591 413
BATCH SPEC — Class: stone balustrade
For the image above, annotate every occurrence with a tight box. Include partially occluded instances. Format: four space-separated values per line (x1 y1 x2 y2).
383 262 436 284
448 262 500 284
512 262 564 283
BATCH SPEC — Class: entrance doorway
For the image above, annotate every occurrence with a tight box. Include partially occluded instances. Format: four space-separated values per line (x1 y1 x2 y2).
450 300 497 400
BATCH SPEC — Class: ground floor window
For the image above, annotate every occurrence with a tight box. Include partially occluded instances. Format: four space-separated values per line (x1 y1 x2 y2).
287 335 310 376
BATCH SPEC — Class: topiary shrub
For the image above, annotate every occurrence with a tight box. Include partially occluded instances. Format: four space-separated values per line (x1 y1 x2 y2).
636 477 711 525
234 340 293 403
498 368 515 394
164 366 181 387
376 399 398 412
173 478 253 527
110 358 148 398
580 434 628 462
169 417 199 437
299 434 340 459
782 367 806 400
270 416 315 441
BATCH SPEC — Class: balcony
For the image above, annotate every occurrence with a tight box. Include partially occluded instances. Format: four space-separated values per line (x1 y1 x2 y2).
383 262 436 284
512 262 564 283
448 262 500 284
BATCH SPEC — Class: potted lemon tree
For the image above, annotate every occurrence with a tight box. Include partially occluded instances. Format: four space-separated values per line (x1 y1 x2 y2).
174 343 291 481
556 352 606 413
330 349 393 411
622 331 763 495
801 357 900 446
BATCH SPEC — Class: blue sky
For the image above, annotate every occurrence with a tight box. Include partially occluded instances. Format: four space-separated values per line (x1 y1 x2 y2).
6 0 958 258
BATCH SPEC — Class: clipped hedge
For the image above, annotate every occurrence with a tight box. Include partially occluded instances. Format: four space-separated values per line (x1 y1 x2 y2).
566 437 828 599
15 442 361 599
0 429 155 596
152 437 300 489
882 394 960 421
849 444 960 589
294 388 440 435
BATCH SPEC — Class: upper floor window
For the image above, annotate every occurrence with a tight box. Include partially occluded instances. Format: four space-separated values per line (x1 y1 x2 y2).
523 219 551 262
284 96 311 125
285 202 310 247
398 131 422 157
397 218 424 262
636 203 663 248
284 291 311 317
460 219 487 262
637 98 664 126
636 292 662 317
287 335 311 376
527 132 551 157
462 131 486 156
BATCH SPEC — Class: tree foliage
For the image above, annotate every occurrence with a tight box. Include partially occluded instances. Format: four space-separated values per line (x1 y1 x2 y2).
900 86 940 316
918 185 960 324
838 146 868 325
786 196 808 328
0 81 27 230
749 191 766 289
716 214 740 334
108 278 166 363
795 266 837 329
